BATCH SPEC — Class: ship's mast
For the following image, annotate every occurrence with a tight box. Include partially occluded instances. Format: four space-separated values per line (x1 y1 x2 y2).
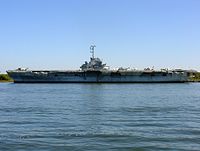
90 45 96 59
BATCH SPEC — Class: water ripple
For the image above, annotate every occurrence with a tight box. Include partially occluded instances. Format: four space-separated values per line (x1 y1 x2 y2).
0 83 200 150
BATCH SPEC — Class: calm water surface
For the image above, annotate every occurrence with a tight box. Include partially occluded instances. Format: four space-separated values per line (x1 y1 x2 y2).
0 83 200 151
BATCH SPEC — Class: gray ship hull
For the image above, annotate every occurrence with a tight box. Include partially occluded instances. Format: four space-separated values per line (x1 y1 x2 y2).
7 70 188 83
7 45 189 83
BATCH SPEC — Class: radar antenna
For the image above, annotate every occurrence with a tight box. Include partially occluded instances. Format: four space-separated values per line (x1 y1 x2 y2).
90 45 96 58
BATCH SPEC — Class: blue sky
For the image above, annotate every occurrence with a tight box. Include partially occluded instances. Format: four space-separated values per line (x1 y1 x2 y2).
0 0 200 72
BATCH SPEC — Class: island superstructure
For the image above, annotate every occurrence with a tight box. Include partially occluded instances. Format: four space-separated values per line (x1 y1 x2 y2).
7 45 188 83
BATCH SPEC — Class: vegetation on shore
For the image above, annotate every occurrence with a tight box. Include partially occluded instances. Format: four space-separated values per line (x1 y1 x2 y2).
189 72 200 82
0 74 13 82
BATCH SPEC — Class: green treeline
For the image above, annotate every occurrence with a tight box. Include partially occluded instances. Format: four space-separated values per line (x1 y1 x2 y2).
0 74 13 82
189 72 200 82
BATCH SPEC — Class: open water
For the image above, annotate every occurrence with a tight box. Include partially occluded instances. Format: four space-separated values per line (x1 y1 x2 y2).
0 83 200 151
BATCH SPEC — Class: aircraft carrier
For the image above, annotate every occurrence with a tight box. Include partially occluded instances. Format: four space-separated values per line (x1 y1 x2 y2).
7 45 188 83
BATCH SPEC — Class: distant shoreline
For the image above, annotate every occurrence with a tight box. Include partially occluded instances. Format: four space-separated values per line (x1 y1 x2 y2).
189 72 200 82
0 74 13 82
1 73 200 83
